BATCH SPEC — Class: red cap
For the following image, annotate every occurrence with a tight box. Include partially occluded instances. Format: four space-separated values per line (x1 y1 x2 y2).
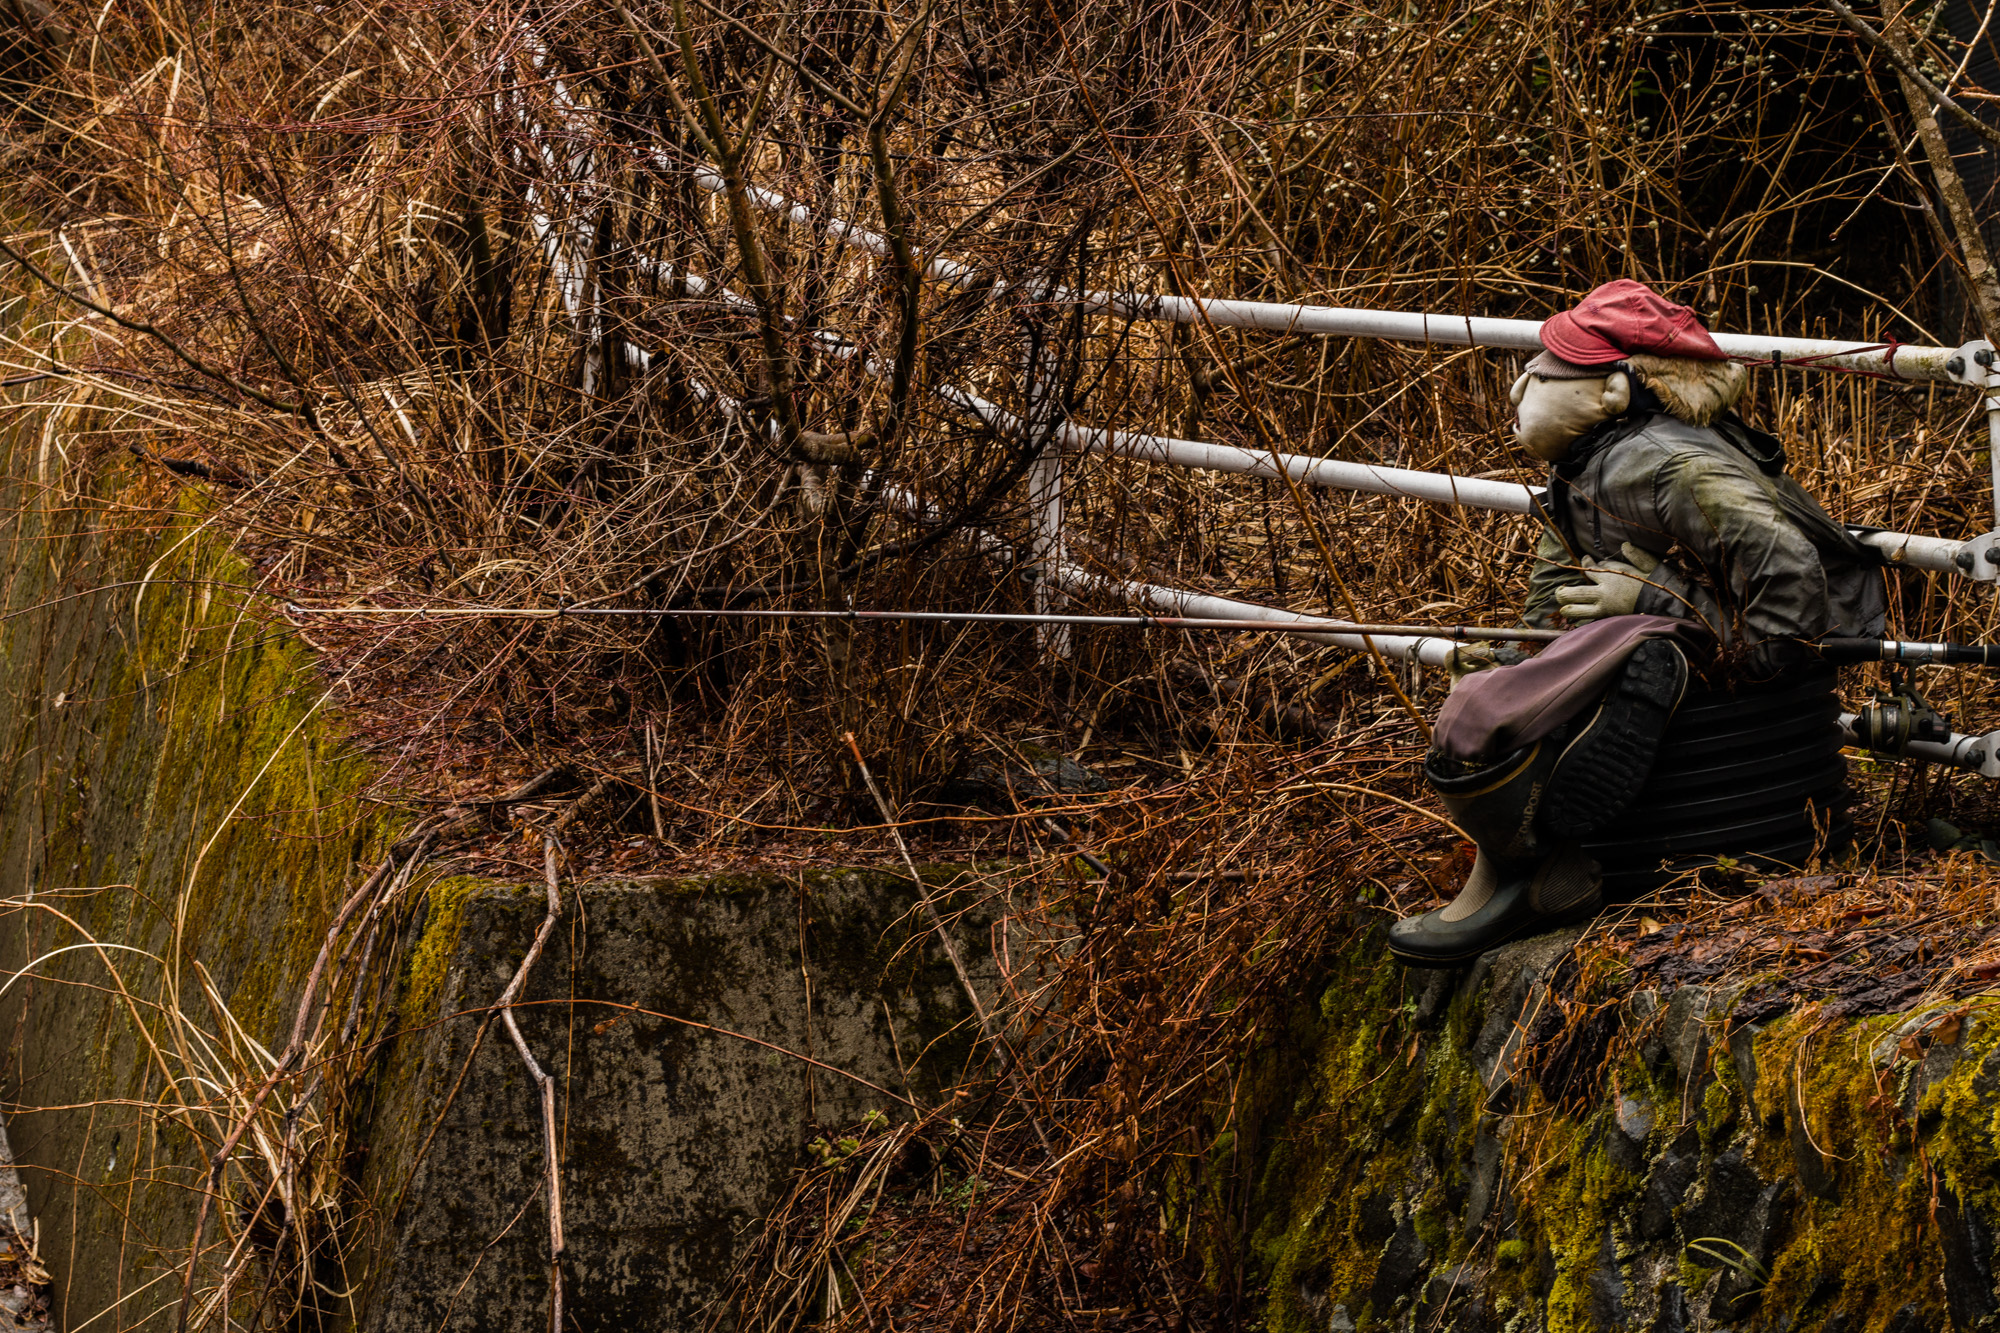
1539 279 1727 365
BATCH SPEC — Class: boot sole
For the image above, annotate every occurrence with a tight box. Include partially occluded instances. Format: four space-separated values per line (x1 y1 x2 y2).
1541 640 1687 839
1385 897 1603 967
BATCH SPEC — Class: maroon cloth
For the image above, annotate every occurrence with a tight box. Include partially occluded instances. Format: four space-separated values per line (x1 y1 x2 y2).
1433 615 1710 763
1540 279 1728 367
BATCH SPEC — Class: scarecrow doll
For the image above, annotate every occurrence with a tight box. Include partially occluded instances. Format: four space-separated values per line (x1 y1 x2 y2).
1388 280 1886 965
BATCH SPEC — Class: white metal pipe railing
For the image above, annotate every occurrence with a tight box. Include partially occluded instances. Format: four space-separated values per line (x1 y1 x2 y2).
883 484 1450 665
639 255 1542 515
506 86 2000 774
950 389 1543 513
653 272 1453 666
935 382 1974 576
635 265 1981 580
1853 528 1981 574
644 253 1978 578
1051 563 1454 666
544 108 1995 644
692 170 1974 383
686 172 1991 573
644 253 1980 578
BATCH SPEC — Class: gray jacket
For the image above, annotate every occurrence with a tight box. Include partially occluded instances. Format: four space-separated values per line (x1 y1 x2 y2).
1522 411 1886 645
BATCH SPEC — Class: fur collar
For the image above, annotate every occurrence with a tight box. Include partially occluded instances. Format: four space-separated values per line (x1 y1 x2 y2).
1627 354 1747 427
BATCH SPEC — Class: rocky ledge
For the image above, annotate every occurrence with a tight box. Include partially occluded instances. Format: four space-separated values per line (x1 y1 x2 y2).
1246 917 2000 1333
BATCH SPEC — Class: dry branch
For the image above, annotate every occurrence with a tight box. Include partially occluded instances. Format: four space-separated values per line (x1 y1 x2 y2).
496 839 569 1329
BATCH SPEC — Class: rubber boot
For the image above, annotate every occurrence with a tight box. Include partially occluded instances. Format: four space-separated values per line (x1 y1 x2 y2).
1388 742 1602 966
1541 638 1689 838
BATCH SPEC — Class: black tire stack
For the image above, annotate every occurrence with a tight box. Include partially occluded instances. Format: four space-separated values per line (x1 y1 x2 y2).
1584 671 1850 899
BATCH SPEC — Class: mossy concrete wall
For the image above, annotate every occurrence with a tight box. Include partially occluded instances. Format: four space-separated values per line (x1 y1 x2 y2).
0 444 1003 1331
1246 921 2000 1332
353 868 999 1332
41 438 2000 1333
0 456 390 1328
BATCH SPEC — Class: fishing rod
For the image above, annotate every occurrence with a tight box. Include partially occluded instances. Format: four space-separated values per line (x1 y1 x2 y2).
278 602 2000 663
1818 637 2000 666
280 603 1563 642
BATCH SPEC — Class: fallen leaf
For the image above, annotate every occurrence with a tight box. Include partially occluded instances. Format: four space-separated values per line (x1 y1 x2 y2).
1932 1009 1968 1046
1639 916 1663 937
1839 905 1891 922
1898 1034 1925 1063
1972 959 2000 981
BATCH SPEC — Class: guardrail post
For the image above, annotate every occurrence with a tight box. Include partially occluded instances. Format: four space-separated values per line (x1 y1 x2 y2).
1028 447 1067 659
1023 312 1069 660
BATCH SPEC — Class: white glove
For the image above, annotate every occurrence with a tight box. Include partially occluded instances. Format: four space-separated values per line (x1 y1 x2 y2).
1555 543 1661 623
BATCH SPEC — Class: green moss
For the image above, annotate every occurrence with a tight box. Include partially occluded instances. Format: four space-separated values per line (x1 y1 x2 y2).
1914 999 2000 1217
1731 1004 2000 1332
1533 1126 1643 1333
401 876 490 1021
1697 1074 1739 1148
1677 1251 1715 1298
1235 936 2000 1333
0 448 400 1312
1244 934 1490 1331
1411 1202 1450 1256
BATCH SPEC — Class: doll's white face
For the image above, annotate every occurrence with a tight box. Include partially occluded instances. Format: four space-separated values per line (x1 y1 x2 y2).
1510 370 1631 462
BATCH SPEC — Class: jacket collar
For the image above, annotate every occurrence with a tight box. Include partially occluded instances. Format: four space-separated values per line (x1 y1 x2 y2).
1553 410 1658 478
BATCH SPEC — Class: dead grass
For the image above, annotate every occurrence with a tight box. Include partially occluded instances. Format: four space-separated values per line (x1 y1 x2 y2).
2 0 2000 1326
